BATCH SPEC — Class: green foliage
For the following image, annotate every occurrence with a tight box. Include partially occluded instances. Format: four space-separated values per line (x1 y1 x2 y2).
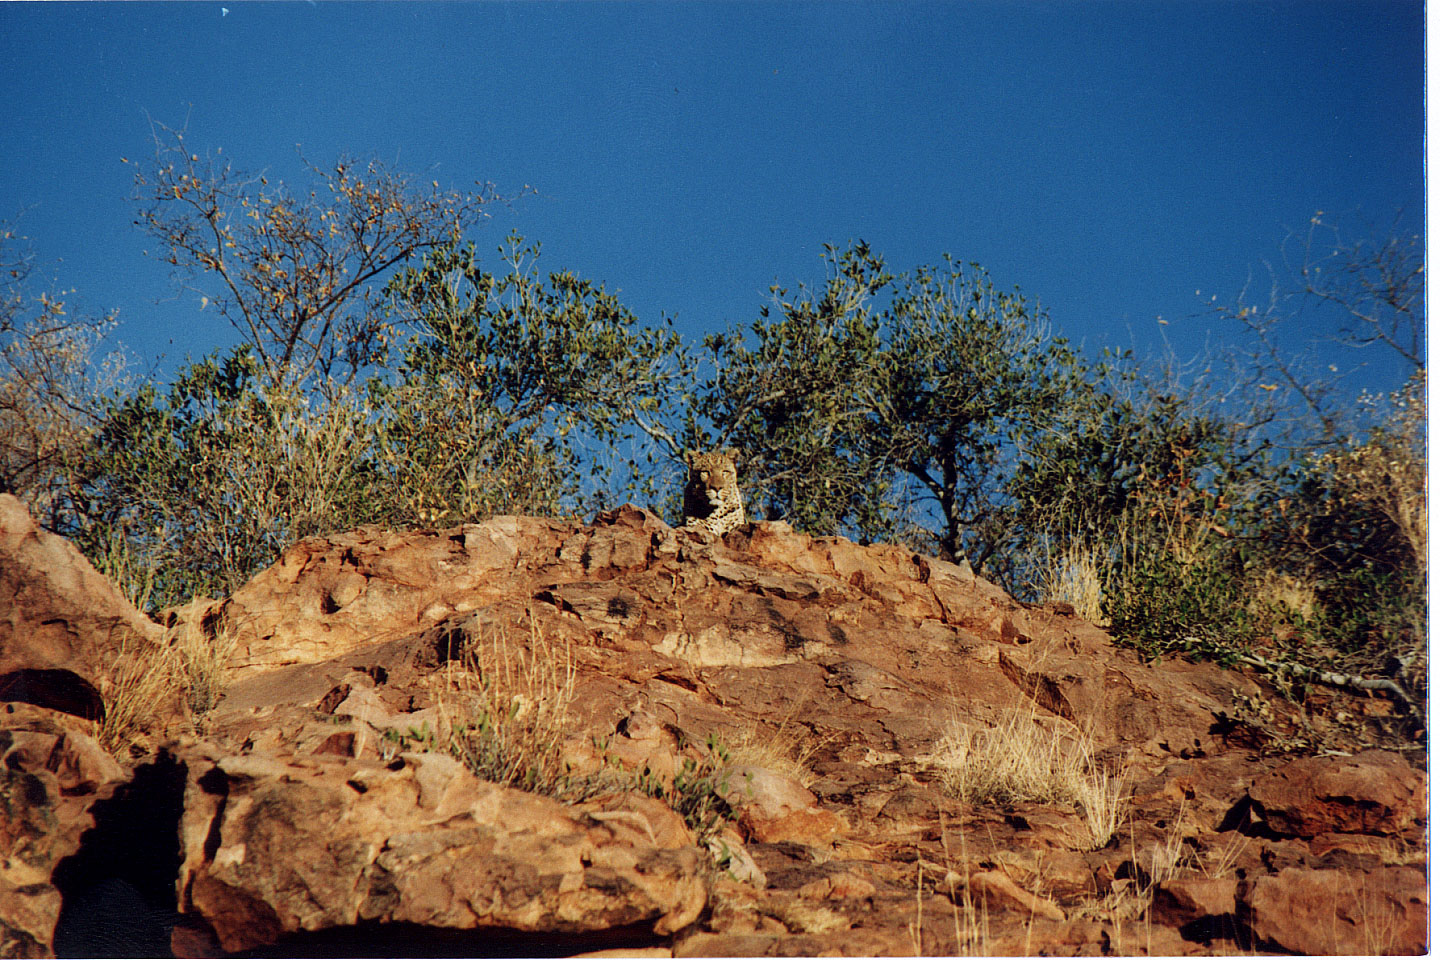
876 255 1083 565
1103 531 1250 663
634 734 736 843
698 242 1080 566
66 347 380 606
373 234 687 525
63 233 688 604
1269 373 1428 688
696 242 897 539
22 137 1426 726
1011 358 1235 538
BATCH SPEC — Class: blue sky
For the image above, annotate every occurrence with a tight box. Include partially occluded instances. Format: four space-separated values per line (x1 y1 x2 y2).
0 0 1425 395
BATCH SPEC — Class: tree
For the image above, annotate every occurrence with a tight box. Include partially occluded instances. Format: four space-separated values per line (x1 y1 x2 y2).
1216 215 1426 670
131 122 497 392
874 257 1081 569
0 225 125 525
1219 212 1424 438
374 235 688 525
697 243 1083 571
694 242 897 540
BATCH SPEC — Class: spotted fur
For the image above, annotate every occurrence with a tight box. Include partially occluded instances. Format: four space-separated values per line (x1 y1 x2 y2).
682 448 746 536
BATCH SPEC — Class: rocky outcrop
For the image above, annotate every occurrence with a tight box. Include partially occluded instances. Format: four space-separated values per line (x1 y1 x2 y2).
1 499 1428 956
1242 866 1428 955
177 750 706 953
0 703 127 957
0 493 169 724
1247 749 1427 838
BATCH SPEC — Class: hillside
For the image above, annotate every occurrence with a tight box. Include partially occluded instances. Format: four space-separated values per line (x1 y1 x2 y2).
0 494 1427 957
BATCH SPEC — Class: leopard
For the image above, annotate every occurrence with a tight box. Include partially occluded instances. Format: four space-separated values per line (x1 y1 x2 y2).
682 448 746 536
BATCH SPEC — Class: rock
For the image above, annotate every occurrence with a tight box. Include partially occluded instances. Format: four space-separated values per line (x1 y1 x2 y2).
0 762 69 959
216 515 570 678
1151 877 1239 926
1242 866 1428 955
1248 749 1427 838
175 748 707 953
965 870 1065 921
762 897 851 934
717 765 845 847
795 870 876 901
0 704 129 958
0 502 1430 956
706 827 766 888
0 494 168 724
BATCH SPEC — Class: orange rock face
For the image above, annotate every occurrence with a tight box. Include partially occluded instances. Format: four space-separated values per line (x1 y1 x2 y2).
0 498 1427 956
0 494 171 724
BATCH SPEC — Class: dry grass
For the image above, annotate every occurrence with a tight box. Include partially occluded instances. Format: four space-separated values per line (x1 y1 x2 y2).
1200 825 1251 879
1334 370 1428 579
725 704 828 788
93 526 162 615
1069 799 1261 955
92 602 240 756
170 608 238 718
931 705 1126 849
1246 569 1317 621
1070 815 1189 953
938 814 995 956
91 638 181 758
1038 540 1105 623
435 610 589 798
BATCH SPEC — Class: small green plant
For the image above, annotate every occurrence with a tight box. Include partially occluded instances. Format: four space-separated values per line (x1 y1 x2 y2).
634 734 736 843
379 722 439 762
435 613 613 801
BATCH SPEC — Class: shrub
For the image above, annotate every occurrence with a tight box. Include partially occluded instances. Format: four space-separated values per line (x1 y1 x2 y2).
67 348 382 607
373 235 685 526
436 614 595 800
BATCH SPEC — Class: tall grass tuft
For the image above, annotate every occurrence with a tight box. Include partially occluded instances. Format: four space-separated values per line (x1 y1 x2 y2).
932 704 1126 849
437 611 592 800
92 639 181 759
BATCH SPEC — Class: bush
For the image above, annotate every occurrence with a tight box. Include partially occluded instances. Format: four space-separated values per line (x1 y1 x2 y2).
374 236 685 526
1285 372 1427 691
66 348 381 607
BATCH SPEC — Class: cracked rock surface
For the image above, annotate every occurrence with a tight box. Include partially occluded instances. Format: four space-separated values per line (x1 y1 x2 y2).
0 496 1427 956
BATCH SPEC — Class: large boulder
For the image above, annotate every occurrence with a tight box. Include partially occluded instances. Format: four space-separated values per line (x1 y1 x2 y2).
175 748 707 953
1242 866 1429 955
0 704 127 957
1248 749 1427 838
213 515 575 679
0 494 167 722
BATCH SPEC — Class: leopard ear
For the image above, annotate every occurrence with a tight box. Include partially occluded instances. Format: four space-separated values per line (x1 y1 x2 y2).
684 450 697 467
722 447 740 462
